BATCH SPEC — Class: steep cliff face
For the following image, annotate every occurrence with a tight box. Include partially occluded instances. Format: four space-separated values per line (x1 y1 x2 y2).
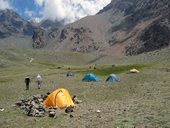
32 29 46 49
125 20 170 54
101 0 170 55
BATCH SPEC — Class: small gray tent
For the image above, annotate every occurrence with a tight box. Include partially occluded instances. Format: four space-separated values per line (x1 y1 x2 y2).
106 74 120 83
66 72 75 77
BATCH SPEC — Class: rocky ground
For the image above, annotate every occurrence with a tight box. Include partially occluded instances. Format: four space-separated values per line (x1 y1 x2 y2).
0 47 169 128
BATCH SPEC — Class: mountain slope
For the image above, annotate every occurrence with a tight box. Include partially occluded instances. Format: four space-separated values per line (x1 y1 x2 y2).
0 0 170 56
0 9 38 38
39 19 63 29
32 0 170 56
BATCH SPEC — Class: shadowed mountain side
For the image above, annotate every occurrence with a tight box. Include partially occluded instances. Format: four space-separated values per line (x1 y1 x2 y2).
31 0 170 56
0 9 38 38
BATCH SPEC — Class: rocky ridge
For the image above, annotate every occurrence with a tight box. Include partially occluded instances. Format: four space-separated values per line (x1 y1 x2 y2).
31 0 170 55
0 0 170 56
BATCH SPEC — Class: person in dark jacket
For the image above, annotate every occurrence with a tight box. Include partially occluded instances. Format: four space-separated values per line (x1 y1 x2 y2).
25 75 31 90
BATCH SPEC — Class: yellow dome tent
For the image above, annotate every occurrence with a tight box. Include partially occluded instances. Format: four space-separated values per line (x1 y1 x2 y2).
43 88 75 108
129 68 140 73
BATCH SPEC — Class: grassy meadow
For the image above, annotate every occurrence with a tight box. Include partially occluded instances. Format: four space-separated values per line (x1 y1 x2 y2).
0 47 170 128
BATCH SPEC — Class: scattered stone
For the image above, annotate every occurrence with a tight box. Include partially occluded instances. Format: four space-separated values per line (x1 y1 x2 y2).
49 111 56 117
96 110 101 113
65 106 74 113
112 64 116 67
12 104 16 107
0 108 5 112
72 95 82 104
38 99 44 102
15 93 77 117
166 68 170 72
70 114 74 118
15 94 47 117
15 101 24 106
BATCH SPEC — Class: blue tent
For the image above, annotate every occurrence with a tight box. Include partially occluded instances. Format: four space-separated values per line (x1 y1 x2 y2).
82 73 99 82
106 74 120 83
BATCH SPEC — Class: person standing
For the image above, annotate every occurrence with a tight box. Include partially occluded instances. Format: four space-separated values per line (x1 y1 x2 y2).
25 75 31 90
36 74 42 89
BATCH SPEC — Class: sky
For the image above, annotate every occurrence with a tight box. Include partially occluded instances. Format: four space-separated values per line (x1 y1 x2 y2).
0 0 111 24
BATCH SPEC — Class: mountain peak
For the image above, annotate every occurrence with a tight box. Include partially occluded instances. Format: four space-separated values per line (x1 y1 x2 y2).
39 19 63 29
0 9 38 38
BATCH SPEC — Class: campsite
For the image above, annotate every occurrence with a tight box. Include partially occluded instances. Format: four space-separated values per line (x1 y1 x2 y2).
0 48 170 128
0 0 170 127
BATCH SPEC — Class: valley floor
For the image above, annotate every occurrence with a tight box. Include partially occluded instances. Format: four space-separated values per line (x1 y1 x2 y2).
0 48 170 128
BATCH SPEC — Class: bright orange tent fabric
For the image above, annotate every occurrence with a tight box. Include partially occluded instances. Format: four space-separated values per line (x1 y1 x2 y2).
43 88 75 108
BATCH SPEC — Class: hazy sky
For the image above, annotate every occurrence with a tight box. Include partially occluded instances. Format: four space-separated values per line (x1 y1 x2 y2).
0 0 111 23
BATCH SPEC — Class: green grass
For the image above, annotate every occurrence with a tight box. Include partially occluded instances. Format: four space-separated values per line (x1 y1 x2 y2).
75 64 148 75
0 47 170 128
38 62 61 69
0 78 14 83
113 118 135 127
